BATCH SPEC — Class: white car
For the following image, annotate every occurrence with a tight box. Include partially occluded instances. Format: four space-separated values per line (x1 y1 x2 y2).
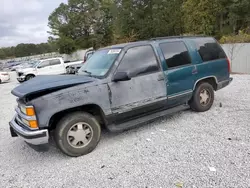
16 57 83 83
0 72 10 84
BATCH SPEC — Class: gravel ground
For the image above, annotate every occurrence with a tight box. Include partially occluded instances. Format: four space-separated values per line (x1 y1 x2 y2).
0 72 250 188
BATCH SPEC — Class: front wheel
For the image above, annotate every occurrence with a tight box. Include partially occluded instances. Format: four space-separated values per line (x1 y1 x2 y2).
190 82 214 112
54 112 101 157
25 75 35 81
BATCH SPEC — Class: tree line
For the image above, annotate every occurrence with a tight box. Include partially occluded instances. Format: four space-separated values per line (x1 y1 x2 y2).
48 0 250 54
0 43 57 60
1 0 250 59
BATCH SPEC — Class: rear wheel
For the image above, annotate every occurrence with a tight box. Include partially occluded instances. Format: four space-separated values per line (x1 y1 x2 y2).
54 112 101 157
190 82 214 112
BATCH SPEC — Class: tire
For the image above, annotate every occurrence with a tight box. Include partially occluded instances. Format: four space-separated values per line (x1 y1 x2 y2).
18 80 25 83
54 112 101 157
190 82 214 112
0 79 2 84
66 67 70 74
25 74 35 81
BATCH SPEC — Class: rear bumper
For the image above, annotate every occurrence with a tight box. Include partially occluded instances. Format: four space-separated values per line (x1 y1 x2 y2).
1 75 10 82
9 116 49 145
217 77 233 90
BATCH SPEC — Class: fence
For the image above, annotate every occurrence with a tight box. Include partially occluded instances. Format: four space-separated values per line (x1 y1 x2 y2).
222 43 250 74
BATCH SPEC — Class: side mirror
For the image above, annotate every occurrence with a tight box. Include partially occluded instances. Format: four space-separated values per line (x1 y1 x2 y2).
37 66 42 69
112 72 131 82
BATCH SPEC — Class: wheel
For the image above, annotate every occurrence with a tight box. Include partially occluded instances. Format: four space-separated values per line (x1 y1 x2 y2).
66 67 71 74
0 79 2 84
54 112 101 157
25 75 35 81
190 82 214 112
18 80 25 83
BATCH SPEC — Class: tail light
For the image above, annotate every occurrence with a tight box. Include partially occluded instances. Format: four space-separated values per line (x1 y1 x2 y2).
1 73 9 76
226 58 231 73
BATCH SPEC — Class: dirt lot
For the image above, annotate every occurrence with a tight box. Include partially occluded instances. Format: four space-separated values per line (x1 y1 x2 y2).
0 72 250 188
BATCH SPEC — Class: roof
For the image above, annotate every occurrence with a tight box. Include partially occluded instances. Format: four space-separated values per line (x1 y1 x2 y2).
101 40 149 49
100 35 212 50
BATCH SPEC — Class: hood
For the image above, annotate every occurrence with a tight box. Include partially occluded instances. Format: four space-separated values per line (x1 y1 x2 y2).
12 75 97 98
17 67 35 73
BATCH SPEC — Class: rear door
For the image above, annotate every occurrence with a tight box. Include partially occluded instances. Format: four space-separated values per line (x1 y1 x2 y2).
159 41 195 104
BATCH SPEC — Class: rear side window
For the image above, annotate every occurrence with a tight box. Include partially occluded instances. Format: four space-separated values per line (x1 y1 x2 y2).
194 38 226 62
50 59 61 65
160 42 191 69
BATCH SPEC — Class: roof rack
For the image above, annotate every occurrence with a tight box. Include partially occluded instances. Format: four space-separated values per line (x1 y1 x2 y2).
150 35 208 40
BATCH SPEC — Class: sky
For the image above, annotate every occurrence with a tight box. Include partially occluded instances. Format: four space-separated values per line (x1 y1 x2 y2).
0 0 67 47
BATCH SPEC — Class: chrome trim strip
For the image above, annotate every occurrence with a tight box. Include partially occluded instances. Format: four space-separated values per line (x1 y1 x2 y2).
168 90 193 99
193 76 218 90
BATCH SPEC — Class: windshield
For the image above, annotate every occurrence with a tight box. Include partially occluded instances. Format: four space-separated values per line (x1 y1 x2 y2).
78 49 121 77
32 60 41 68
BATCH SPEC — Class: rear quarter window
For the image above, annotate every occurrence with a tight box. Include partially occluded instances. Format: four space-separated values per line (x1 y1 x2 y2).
194 38 226 62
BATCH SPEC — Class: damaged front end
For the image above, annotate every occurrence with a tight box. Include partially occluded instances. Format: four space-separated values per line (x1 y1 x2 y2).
9 74 96 149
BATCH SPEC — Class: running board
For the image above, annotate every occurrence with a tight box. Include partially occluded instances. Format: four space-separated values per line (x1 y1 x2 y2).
106 104 190 132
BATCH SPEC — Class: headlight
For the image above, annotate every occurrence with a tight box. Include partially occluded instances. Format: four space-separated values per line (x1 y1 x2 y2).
19 105 38 128
19 105 35 116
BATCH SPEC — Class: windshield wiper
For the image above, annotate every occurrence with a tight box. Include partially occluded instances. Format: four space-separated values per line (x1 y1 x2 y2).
82 70 93 77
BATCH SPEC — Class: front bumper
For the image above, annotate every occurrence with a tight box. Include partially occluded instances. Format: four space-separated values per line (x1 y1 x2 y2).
17 75 25 82
9 115 49 145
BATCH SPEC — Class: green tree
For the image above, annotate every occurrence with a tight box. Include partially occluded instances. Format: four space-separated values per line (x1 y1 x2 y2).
182 0 223 35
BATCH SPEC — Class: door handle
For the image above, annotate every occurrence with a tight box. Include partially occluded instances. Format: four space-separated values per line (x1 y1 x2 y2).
192 66 198 75
157 74 164 81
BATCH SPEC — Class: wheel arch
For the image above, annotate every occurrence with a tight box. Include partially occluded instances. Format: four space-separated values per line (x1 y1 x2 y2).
193 76 218 91
25 73 36 79
48 103 107 130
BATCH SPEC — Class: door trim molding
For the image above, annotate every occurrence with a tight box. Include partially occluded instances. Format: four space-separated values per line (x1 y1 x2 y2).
168 90 193 99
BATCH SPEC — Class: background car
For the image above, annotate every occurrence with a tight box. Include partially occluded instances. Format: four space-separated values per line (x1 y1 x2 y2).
0 71 10 84
14 60 37 71
0 62 4 70
4 61 22 71
66 50 95 74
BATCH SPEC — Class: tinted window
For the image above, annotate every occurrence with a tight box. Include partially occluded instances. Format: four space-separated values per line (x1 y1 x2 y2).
118 45 159 77
160 42 191 69
195 38 226 62
50 59 61 65
39 60 50 68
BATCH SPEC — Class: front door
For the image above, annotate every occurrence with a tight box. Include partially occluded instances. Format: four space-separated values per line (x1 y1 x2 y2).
108 45 167 123
159 41 195 104
36 60 51 75
49 59 65 74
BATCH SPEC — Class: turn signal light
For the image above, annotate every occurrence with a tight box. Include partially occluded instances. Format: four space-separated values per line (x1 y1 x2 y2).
26 107 35 116
29 120 38 129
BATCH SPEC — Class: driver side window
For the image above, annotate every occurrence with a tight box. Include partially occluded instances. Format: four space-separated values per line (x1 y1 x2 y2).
39 60 50 68
117 45 159 78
